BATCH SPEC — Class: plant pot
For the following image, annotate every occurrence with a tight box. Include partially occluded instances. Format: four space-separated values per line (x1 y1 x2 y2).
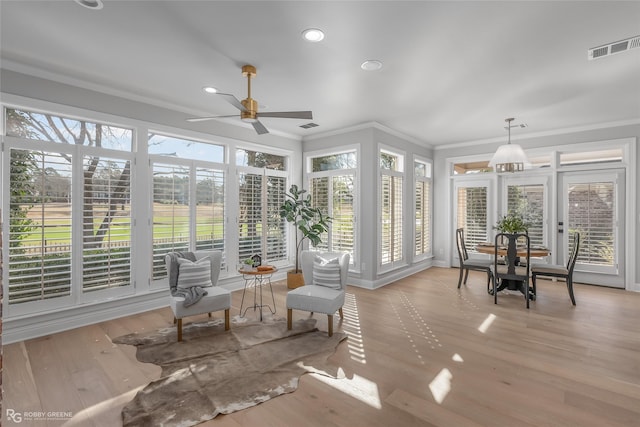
287 270 304 289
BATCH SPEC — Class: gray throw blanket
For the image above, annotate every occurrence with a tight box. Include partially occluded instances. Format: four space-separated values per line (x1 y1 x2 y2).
167 251 208 307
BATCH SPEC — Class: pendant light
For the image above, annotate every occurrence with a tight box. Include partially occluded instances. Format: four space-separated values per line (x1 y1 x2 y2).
488 117 529 173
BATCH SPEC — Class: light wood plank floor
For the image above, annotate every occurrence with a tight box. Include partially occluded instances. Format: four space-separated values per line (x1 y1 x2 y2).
4 267 640 426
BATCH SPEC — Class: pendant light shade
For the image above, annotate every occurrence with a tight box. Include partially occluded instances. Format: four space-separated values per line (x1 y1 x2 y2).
489 118 529 173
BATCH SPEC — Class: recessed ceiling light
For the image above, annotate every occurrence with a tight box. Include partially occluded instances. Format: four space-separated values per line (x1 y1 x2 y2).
361 60 383 71
74 0 104 10
302 28 325 42
203 86 218 94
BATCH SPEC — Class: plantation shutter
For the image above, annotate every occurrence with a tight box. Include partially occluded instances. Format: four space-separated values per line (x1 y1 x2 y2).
331 175 355 253
82 156 132 292
415 180 431 256
194 167 225 254
237 172 287 263
152 163 190 279
266 175 287 262
568 182 615 267
456 186 488 251
310 177 330 251
8 149 72 304
238 172 263 262
381 174 403 265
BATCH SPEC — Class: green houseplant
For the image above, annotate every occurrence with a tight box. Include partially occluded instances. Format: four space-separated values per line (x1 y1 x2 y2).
280 184 332 288
494 212 529 234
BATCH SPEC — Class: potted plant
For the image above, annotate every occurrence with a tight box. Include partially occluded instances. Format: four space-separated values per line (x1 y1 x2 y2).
280 184 332 288
494 212 529 234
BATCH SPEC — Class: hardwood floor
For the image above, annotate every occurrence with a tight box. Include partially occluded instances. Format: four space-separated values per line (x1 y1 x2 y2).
4 267 640 426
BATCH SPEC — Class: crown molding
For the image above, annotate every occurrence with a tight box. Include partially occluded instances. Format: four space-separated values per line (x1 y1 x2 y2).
303 121 433 148
434 118 640 151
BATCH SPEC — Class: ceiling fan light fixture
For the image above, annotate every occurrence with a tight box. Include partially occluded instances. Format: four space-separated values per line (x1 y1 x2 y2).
241 117 258 123
488 118 529 173
203 86 218 94
302 28 325 42
74 0 103 9
361 60 383 71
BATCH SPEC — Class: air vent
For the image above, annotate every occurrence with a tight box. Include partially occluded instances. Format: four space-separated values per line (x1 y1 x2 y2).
588 35 640 60
300 122 319 129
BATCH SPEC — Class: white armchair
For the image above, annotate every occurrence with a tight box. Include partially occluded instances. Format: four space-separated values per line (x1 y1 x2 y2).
164 250 231 341
286 250 350 336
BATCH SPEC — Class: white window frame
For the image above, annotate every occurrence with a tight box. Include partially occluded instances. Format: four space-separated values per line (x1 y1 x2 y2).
235 147 291 273
2 109 138 316
413 155 433 262
304 144 359 268
501 174 551 248
378 145 406 272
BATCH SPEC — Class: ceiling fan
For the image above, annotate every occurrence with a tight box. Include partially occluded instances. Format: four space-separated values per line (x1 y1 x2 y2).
187 64 313 135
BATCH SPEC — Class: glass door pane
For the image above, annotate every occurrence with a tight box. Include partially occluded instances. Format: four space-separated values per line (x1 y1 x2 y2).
561 171 624 287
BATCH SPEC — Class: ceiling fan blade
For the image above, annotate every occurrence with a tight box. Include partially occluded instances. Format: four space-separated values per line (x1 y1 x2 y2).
186 114 238 122
252 120 269 135
217 92 247 112
257 111 313 120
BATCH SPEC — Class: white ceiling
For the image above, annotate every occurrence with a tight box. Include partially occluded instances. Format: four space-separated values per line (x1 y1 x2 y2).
1 1 639 147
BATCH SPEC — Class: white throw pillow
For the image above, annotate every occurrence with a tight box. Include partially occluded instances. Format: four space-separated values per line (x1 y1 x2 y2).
177 256 212 288
312 256 341 289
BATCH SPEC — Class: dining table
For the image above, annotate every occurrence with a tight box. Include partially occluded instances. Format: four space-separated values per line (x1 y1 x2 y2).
475 243 551 258
475 242 551 297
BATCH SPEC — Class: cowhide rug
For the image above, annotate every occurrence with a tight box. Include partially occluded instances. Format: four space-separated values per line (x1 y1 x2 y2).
113 316 347 426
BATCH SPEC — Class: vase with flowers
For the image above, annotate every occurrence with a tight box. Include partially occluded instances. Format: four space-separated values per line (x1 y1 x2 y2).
494 212 529 234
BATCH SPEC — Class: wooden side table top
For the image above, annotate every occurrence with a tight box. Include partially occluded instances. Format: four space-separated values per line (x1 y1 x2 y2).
238 267 277 275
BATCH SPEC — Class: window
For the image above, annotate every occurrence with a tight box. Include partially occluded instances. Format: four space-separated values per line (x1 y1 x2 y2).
149 133 224 162
8 149 73 304
456 185 488 252
151 163 190 278
150 134 225 279
414 159 432 257
5 108 134 306
6 108 132 150
567 181 616 267
380 149 404 267
307 151 356 259
82 156 132 292
237 150 287 265
560 149 623 166
506 183 545 247
453 161 491 175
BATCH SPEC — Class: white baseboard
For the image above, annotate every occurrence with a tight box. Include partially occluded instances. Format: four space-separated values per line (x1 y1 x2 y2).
3 290 170 344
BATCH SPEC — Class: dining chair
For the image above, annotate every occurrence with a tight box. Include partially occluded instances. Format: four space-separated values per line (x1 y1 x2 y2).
494 232 532 308
531 232 580 305
455 228 494 294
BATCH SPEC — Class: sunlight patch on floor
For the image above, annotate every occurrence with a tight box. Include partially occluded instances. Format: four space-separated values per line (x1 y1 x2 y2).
477 313 497 334
343 292 366 364
428 368 452 404
452 353 464 363
389 291 442 365
310 369 382 409
62 386 144 426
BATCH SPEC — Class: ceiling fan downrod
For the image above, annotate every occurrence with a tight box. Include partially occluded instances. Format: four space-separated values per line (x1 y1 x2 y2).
241 65 258 122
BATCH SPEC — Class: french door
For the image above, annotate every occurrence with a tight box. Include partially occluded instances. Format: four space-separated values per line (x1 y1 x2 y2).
453 179 493 263
559 170 625 288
